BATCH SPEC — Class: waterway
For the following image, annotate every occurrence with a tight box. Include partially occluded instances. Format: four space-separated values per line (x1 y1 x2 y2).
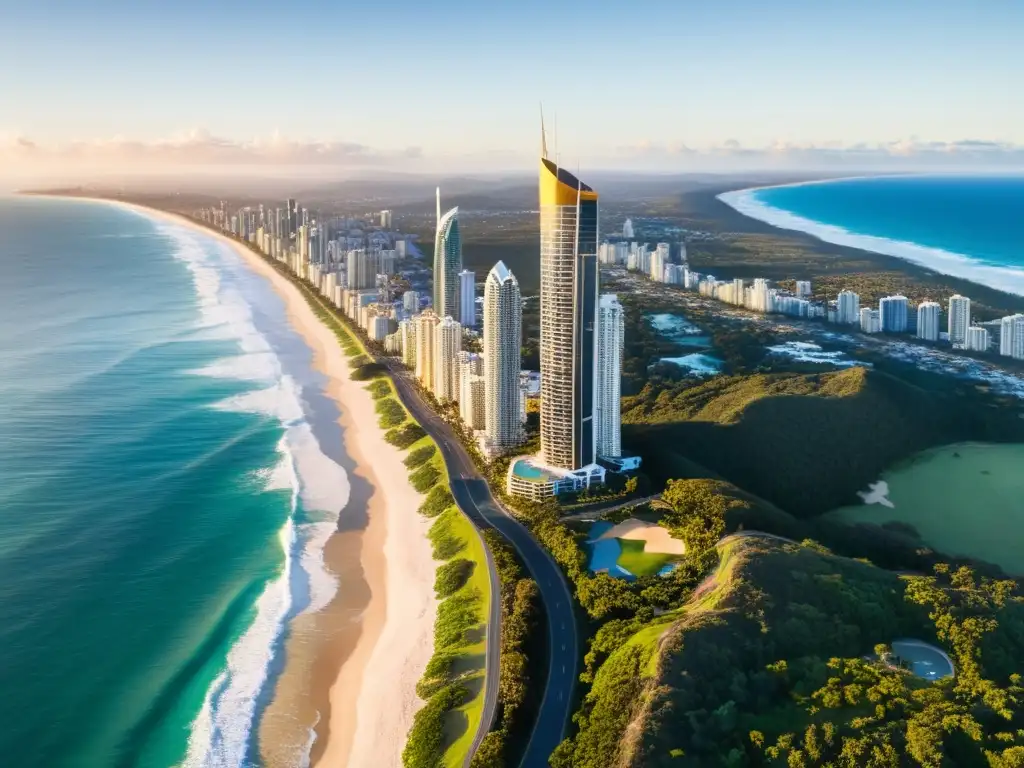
828 442 1024 575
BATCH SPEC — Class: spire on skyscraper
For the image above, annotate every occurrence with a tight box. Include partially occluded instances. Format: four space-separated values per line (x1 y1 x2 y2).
540 104 549 160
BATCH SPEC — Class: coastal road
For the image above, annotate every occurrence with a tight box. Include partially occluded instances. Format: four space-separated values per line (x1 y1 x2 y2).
384 359 579 768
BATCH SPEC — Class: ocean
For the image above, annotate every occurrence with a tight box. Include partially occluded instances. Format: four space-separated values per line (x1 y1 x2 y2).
0 197 348 768
718 175 1024 297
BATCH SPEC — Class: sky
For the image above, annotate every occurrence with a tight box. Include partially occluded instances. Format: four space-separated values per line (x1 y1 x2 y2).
2 0 1024 181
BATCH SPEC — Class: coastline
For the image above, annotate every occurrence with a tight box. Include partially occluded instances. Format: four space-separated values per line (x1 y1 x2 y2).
716 179 1024 298
45 195 438 767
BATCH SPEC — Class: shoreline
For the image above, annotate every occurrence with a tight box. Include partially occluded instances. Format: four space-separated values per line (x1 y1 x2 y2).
44 194 438 767
716 179 1024 299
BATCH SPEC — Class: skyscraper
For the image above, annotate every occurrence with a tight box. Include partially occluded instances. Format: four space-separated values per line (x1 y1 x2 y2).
433 316 462 402
484 261 522 451
345 249 374 290
458 269 476 327
400 318 417 367
948 295 971 348
433 188 463 319
286 198 297 239
837 290 860 324
458 352 486 431
1000 314 1024 359
595 294 624 458
860 307 882 334
916 301 941 341
879 295 909 333
539 139 599 471
966 326 990 352
414 309 440 388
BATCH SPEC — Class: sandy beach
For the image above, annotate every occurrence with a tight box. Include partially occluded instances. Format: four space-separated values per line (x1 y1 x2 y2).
73 197 439 767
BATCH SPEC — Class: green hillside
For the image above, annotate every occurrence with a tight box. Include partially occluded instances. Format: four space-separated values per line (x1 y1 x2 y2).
623 367 948 517
553 536 1024 768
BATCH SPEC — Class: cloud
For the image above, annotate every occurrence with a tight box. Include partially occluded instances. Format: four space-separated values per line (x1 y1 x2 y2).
0 128 422 170
610 138 1024 170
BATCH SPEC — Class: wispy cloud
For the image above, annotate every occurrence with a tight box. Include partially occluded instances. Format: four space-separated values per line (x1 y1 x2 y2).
610 138 1024 170
0 129 422 170
4 130 1024 181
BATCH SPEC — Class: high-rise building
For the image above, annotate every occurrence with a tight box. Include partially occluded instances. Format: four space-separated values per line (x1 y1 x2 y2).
595 294 624 458
399 319 417 367
837 290 860 324
345 249 374 289
433 188 463 319
916 301 941 341
538 144 599 471
403 291 421 314
380 210 392 229
414 309 440 388
622 219 634 239
1000 314 1024 359
457 352 486 431
286 198 297 239
966 325 990 352
483 261 523 450
879 295 909 333
860 307 882 334
795 280 812 298
458 270 476 327
433 316 462 402
948 295 971 348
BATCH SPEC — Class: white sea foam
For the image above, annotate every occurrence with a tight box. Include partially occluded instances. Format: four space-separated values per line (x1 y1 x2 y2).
150 221 350 767
718 186 1024 297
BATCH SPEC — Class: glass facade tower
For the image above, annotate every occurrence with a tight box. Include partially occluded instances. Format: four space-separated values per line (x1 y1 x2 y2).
433 188 463 319
538 156 599 471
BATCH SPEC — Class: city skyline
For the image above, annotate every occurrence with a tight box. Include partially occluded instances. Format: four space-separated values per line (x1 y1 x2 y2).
3 1 1024 182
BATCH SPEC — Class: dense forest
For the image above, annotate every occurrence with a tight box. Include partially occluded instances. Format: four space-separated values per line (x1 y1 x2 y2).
553 534 1024 767
621 357 1024 518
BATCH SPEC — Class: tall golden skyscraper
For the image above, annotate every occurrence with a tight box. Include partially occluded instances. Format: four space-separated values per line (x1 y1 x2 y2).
538 129 599 471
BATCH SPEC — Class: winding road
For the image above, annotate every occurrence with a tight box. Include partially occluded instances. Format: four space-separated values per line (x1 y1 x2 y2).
384 359 579 768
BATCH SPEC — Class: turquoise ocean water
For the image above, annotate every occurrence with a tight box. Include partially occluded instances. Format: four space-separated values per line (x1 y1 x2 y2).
0 198 348 767
718 175 1024 296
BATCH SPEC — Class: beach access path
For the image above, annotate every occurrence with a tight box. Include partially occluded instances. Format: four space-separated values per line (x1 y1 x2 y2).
382 357 580 768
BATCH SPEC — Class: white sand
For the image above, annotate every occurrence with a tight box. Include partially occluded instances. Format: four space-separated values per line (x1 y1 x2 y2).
77 198 438 768
600 518 686 555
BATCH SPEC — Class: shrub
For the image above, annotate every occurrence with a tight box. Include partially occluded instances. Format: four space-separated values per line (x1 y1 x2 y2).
429 509 466 560
348 354 371 369
385 423 426 448
434 558 475 598
401 683 469 768
415 650 458 699
351 362 387 381
376 398 406 429
410 463 441 493
404 444 437 470
419 485 454 518
367 379 391 399
435 588 481 647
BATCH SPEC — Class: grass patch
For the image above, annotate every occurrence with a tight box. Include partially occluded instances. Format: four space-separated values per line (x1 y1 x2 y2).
407 505 492 768
616 539 678 577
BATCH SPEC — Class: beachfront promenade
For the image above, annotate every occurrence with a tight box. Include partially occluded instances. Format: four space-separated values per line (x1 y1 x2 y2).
383 357 580 767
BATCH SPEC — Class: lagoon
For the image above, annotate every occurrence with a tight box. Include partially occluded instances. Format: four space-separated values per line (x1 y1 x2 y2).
829 442 1024 575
